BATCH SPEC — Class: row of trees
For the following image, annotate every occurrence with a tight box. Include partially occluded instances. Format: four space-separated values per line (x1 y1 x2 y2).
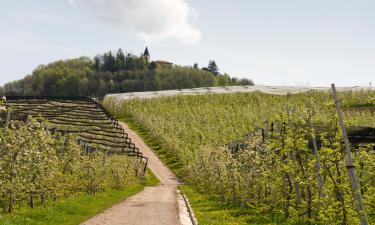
0 117 142 214
106 91 375 224
0 48 254 97
94 49 221 75
191 105 375 224
93 49 148 72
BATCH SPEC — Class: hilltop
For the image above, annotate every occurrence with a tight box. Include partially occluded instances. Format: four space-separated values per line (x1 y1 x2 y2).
0 47 253 97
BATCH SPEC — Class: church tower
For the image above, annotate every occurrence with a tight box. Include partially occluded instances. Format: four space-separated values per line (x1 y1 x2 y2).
143 47 150 63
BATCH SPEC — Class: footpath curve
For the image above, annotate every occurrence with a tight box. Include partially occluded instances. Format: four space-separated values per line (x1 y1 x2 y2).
81 122 192 225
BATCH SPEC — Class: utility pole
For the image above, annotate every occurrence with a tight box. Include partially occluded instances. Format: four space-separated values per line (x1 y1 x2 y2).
331 83 368 225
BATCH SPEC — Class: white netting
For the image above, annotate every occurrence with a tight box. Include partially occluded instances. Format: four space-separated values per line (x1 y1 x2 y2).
105 85 375 101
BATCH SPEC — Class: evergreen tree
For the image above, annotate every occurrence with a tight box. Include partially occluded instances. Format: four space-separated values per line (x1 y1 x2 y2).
137 56 148 70
125 54 135 70
207 60 219 75
115 49 126 71
93 55 102 71
193 63 199 69
103 51 116 72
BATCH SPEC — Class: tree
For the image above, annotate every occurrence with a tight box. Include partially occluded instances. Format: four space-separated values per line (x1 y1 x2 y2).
0 48 247 97
115 49 126 71
207 60 219 75
98 79 107 96
216 73 231 86
136 56 148 70
238 78 254 86
125 54 136 70
93 55 102 71
103 51 116 72
149 62 158 70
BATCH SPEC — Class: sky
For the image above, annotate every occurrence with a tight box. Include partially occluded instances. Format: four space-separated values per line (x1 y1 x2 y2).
0 0 375 87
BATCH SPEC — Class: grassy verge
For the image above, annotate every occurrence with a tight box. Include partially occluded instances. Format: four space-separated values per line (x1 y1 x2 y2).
181 185 375 225
122 116 278 224
180 186 304 225
121 116 313 225
0 170 159 225
121 116 185 178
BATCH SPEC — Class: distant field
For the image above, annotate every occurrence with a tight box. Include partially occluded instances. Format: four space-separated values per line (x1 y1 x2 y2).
105 90 375 224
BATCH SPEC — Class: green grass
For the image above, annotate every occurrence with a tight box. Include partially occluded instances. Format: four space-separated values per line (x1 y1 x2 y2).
122 116 288 225
113 95 375 225
0 170 159 225
122 116 292 225
121 116 185 178
180 186 305 225
181 185 375 225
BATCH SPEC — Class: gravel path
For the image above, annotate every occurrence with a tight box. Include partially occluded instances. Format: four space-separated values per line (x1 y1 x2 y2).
80 122 186 225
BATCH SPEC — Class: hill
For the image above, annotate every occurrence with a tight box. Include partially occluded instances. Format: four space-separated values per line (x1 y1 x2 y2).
0 48 253 97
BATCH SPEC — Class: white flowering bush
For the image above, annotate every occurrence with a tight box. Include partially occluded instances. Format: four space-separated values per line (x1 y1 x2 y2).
0 118 140 214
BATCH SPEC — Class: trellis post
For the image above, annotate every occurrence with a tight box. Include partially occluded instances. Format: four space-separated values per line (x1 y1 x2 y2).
5 108 11 128
264 120 270 142
306 99 325 198
331 83 368 225
25 114 30 125
285 105 302 206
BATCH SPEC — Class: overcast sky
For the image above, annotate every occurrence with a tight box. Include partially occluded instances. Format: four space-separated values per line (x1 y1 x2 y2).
1 0 375 87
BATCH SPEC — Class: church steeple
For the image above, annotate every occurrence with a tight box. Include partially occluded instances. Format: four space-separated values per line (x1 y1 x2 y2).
143 47 150 63
144 47 150 56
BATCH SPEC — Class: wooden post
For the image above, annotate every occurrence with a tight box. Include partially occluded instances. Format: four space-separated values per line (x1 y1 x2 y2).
84 143 88 154
25 114 30 125
306 99 325 198
5 109 11 128
264 121 270 143
331 83 368 225
285 105 302 206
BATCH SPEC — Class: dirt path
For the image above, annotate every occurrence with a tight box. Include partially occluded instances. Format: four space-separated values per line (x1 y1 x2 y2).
80 122 188 225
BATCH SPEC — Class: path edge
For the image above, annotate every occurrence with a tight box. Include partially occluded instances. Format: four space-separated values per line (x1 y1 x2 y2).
177 187 198 225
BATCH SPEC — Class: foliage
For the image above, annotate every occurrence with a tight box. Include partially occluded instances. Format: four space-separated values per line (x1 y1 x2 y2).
180 185 298 225
105 90 375 224
0 118 141 215
93 49 148 72
2 57 93 96
206 60 220 75
0 170 157 225
1 49 254 97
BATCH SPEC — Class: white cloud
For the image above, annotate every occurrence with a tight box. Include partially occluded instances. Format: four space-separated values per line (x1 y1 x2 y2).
69 0 201 44
67 0 76 8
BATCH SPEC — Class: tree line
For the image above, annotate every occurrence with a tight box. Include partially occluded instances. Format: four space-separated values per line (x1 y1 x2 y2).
0 49 254 97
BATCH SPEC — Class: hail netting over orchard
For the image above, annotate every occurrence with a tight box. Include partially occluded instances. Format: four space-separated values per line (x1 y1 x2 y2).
105 85 375 101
